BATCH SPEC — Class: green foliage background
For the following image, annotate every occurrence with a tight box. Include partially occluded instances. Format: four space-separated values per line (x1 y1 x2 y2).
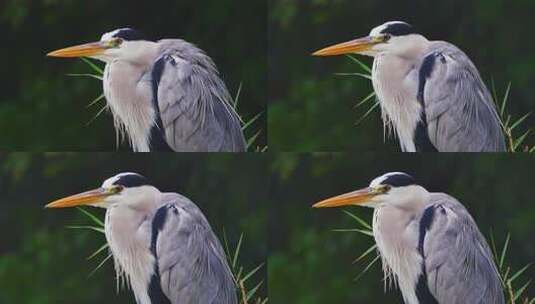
0 153 267 303
269 153 535 303
0 0 266 150
269 0 535 151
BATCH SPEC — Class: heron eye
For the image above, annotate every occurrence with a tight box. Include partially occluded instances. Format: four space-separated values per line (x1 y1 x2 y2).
383 34 392 42
113 38 124 47
382 185 392 192
111 185 124 193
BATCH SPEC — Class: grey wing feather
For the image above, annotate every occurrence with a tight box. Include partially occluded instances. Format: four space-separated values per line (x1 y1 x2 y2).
156 193 237 304
154 40 245 152
422 42 506 151
423 194 504 304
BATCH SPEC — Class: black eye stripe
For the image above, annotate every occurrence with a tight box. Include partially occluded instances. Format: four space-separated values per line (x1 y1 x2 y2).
112 174 149 188
380 174 415 187
112 28 145 41
380 23 416 36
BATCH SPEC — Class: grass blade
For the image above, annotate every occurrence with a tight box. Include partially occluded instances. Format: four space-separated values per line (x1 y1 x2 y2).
352 244 377 264
232 233 243 269
500 82 511 117
513 130 531 150
355 101 380 126
233 82 243 109
246 130 262 149
246 280 264 301
88 253 113 277
242 112 263 132
500 233 510 269
355 91 376 109
509 263 532 284
86 93 105 108
343 210 372 230
346 54 372 73
87 243 109 260
66 225 105 234
77 207 104 227
334 72 372 80
509 112 531 131
354 254 380 281
67 73 103 81
332 228 373 237
81 57 104 74
241 263 264 283
513 280 531 301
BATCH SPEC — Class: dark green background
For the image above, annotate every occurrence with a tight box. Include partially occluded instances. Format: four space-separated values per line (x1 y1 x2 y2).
0 0 266 151
269 153 535 303
0 153 267 303
269 0 535 151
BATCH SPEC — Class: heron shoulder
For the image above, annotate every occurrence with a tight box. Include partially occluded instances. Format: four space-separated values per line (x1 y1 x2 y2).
424 41 477 68
149 40 245 151
156 39 218 72
152 192 237 304
420 192 504 303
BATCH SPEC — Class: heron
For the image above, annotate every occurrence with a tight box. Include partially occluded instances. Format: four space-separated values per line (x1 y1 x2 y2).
313 172 504 304
313 21 506 152
47 28 246 152
45 172 237 304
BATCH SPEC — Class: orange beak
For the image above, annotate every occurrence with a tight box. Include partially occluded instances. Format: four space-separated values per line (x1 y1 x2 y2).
45 188 111 208
312 36 379 56
47 41 108 58
312 187 379 208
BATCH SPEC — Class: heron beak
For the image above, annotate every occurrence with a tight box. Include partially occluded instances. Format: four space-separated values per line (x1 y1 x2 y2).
45 188 112 208
312 187 379 208
47 41 109 58
312 36 379 56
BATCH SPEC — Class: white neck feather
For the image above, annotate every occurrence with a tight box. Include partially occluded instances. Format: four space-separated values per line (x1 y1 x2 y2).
103 60 156 152
372 186 430 304
105 204 154 304
373 55 422 152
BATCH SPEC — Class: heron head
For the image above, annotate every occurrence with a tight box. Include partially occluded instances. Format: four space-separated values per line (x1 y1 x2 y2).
312 172 428 209
45 172 160 210
47 28 157 63
312 21 427 57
